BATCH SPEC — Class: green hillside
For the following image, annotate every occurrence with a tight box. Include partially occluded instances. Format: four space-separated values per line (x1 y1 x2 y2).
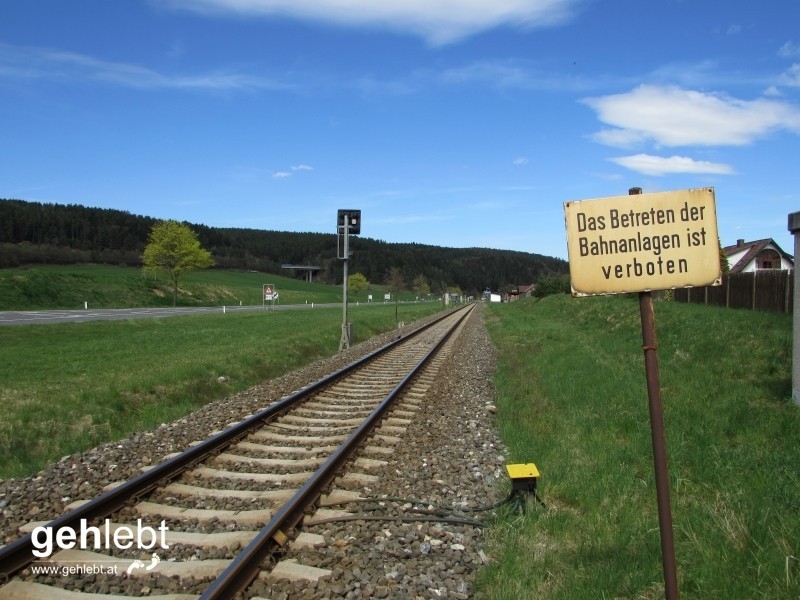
0 198 569 295
0 264 416 311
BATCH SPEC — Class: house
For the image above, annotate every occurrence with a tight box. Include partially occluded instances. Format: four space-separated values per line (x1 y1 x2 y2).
508 284 535 302
722 239 794 274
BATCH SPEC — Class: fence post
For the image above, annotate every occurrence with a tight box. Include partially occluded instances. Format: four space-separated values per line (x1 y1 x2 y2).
788 213 800 405
726 275 730 308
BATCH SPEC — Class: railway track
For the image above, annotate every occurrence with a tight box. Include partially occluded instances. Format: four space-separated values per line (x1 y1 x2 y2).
0 303 480 599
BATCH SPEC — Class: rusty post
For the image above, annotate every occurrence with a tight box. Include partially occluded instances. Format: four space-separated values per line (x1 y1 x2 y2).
630 186 679 600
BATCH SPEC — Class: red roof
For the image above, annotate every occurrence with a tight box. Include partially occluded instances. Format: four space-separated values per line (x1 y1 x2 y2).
722 238 793 273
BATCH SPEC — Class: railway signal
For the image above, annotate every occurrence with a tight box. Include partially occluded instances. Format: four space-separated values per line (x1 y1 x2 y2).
337 209 361 351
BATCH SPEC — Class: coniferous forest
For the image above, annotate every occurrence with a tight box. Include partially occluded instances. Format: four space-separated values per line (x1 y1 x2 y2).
0 199 567 296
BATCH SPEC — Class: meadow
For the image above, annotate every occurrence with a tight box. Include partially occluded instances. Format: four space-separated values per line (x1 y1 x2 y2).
0 264 419 311
0 302 443 478
479 294 799 599
2 264 798 597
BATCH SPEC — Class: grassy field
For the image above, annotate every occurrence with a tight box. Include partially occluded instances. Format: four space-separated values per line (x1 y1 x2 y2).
0 264 421 310
479 294 799 599
0 302 444 479
3 278 798 597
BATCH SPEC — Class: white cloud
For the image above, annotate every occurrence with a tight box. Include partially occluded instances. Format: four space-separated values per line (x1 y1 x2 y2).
780 64 800 87
583 84 800 147
272 164 313 178
0 42 289 91
779 42 800 58
609 154 735 176
442 60 535 87
513 157 528 166
590 128 646 148
162 0 583 45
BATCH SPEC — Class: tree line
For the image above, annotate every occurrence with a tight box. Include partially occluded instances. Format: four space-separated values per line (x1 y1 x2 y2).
0 199 568 297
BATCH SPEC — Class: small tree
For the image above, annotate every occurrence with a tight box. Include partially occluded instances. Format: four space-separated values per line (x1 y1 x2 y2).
412 274 430 298
348 272 368 298
719 237 730 275
385 267 406 295
142 220 214 306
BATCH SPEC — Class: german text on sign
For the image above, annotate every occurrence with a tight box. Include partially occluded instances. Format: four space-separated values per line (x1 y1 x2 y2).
564 188 721 295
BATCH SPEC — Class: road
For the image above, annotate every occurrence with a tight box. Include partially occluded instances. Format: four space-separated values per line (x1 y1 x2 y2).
0 303 344 326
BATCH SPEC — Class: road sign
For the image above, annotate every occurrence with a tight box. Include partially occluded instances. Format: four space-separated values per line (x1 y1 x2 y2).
565 187 721 295
263 284 275 301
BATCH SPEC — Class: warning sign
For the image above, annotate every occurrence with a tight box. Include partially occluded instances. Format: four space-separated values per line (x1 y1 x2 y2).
263 284 275 301
564 188 721 295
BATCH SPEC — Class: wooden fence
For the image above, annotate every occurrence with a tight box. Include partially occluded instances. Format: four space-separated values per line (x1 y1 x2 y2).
673 269 794 314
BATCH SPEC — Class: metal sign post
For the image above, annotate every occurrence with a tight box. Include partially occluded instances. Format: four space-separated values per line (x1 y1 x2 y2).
263 284 276 311
564 187 722 600
629 187 678 600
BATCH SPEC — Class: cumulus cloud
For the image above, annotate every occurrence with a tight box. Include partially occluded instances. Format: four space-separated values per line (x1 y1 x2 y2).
609 154 734 176
513 157 528 166
162 0 583 45
583 84 800 147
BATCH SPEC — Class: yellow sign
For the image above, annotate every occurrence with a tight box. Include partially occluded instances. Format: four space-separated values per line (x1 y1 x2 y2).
564 188 721 295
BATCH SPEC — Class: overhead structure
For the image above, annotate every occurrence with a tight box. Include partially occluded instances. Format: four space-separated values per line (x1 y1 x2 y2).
281 264 321 283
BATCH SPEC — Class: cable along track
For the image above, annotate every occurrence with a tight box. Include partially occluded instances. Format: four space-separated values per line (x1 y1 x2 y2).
0 303 475 599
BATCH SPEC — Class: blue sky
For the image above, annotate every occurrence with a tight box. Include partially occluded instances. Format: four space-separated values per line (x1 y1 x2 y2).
1 0 798 260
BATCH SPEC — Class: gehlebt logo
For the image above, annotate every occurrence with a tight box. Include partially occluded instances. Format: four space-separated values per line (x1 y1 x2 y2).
29 518 170 576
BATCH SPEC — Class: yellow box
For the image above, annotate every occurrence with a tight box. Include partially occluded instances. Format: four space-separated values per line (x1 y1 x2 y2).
506 463 540 479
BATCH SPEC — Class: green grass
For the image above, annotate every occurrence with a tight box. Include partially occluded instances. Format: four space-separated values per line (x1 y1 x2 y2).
478 294 799 599
0 264 425 310
0 302 444 479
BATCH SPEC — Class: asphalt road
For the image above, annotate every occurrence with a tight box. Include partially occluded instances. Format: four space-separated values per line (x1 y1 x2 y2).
0 303 343 326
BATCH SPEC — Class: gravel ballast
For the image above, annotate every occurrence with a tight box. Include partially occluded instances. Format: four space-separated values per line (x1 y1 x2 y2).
0 305 506 598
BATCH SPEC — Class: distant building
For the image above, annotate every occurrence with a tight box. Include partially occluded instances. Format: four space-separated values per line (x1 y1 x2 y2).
508 284 535 302
723 239 793 274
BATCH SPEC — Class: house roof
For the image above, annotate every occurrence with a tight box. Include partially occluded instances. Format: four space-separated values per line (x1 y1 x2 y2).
722 238 793 273
509 284 535 295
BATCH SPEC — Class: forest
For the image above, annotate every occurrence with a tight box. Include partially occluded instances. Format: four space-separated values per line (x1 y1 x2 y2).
0 199 568 297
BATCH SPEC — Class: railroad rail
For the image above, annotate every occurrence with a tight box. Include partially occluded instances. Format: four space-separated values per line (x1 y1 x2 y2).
0 303 476 599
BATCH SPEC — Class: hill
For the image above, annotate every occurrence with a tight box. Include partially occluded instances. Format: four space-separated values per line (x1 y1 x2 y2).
0 265 358 311
0 199 567 296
